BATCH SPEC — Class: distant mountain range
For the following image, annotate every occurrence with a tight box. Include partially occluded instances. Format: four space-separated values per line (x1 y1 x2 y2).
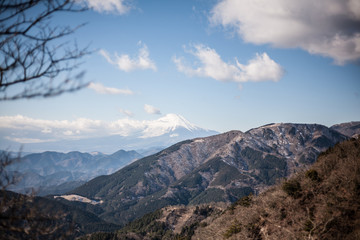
7 150 142 196
69 122 356 226
6 121 358 199
4 114 218 195
330 121 360 138
1 114 218 153
2 121 359 239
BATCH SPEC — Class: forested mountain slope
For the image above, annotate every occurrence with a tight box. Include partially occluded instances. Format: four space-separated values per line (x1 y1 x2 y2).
194 137 360 239
80 137 360 240
71 123 347 225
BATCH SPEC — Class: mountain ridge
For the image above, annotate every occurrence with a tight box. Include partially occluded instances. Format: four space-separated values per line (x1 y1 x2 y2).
193 137 360 239
70 122 348 225
7 149 143 196
330 121 360 138
97 137 360 240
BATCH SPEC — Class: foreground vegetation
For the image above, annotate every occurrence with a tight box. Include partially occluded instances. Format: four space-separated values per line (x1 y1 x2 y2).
79 204 223 240
0 191 119 239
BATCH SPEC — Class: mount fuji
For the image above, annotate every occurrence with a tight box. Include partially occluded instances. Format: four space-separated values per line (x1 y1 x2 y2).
11 114 218 153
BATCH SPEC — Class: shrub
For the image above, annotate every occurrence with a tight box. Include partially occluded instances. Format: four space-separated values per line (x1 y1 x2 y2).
246 221 261 239
304 220 314 232
282 179 302 198
227 194 253 214
237 194 253 207
305 169 321 182
224 220 242 239
199 222 208 228
193 205 213 217
280 208 287 220
178 222 199 240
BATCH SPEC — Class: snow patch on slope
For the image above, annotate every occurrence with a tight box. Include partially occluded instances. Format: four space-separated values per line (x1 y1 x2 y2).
54 194 103 205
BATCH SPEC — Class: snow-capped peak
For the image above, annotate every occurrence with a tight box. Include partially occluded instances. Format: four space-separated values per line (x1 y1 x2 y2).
157 114 199 131
141 113 201 138
90 151 103 156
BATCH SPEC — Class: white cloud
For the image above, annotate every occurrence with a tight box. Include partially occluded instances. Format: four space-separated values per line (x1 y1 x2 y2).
41 128 52 134
63 130 74 136
0 114 199 143
88 82 134 95
4 136 53 144
100 43 157 72
237 53 284 82
83 0 131 14
173 44 283 82
210 0 360 64
119 108 134 117
0 115 141 142
144 104 161 115
0 115 104 139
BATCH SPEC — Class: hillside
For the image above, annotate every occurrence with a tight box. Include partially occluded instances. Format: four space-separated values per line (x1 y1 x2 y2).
331 121 360 138
70 123 347 226
0 190 119 240
79 204 227 240
194 137 360 239
82 137 359 240
7 150 142 195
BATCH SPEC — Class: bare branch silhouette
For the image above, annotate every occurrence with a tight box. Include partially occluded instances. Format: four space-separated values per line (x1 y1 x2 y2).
0 0 90 101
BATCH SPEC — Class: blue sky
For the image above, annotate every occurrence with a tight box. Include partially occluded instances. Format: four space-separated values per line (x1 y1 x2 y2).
1 0 359 146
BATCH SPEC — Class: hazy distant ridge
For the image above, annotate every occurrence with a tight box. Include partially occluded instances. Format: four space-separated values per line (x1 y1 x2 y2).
7 150 142 196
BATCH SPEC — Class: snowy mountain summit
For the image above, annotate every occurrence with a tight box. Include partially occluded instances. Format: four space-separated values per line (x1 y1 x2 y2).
141 114 203 138
160 113 199 131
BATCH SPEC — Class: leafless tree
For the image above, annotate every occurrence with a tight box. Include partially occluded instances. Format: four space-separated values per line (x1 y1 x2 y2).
0 0 90 101
0 150 20 191
0 1 89 238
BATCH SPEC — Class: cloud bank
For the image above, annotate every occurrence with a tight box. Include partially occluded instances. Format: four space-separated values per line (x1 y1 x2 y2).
88 82 134 95
173 44 284 82
210 0 360 64
83 0 131 14
100 43 157 72
0 114 196 144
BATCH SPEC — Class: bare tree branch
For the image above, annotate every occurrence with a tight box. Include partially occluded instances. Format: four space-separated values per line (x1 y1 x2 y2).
0 150 22 190
0 0 90 101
